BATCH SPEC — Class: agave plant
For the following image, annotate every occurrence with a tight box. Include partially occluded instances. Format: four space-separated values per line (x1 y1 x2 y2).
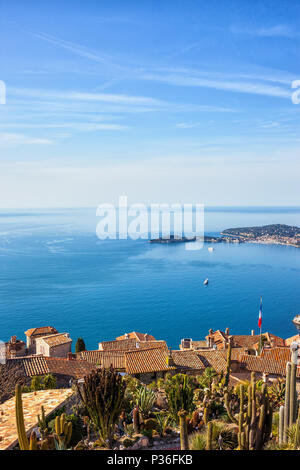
268 379 286 410
153 412 171 436
189 432 206 450
134 386 156 418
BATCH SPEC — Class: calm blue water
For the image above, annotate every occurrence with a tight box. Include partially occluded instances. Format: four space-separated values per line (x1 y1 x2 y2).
0 207 299 349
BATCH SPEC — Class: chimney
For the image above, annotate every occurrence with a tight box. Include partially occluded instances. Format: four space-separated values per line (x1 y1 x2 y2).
10 335 17 344
125 333 129 340
225 327 229 336
251 330 255 336
144 333 148 341
208 329 213 335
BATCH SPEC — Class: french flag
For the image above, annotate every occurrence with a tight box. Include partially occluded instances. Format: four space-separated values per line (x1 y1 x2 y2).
258 297 262 329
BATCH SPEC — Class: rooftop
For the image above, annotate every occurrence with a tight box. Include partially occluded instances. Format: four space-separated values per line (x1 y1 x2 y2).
38 333 72 347
24 327 58 337
240 347 300 377
125 347 176 375
0 389 73 450
78 350 126 369
7 356 95 379
116 332 156 342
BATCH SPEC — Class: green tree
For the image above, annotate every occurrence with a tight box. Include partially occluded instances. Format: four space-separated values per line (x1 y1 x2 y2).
75 338 86 353
43 374 57 389
31 376 43 391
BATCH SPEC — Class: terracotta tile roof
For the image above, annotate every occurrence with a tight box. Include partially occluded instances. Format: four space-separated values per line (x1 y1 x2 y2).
78 350 125 369
45 357 95 379
136 341 167 350
196 350 228 374
7 356 95 379
8 356 49 376
240 348 300 377
125 347 176 375
24 327 58 337
230 335 261 349
116 332 156 342
171 350 205 371
99 338 138 351
285 334 300 346
205 330 227 350
39 333 72 347
191 340 208 350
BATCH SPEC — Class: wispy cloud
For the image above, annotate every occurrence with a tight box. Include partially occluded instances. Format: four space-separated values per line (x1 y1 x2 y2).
0 122 127 131
9 87 165 106
0 133 53 146
230 24 299 39
140 69 292 99
31 31 123 69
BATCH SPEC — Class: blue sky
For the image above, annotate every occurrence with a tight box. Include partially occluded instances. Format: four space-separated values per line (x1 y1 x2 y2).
0 0 299 207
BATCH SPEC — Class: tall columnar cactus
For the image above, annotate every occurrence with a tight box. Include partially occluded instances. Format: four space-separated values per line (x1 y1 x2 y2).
282 353 298 443
206 421 213 450
279 405 284 445
15 384 29 450
226 373 272 450
15 384 49 451
53 413 72 450
133 405 140 434
224 342 232 387
294 406 300 450
178 410 189 450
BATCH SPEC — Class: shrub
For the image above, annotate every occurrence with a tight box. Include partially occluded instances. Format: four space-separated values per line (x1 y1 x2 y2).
43 374 56 389
122 437 135 448
144 417 158 431
31 376 43 391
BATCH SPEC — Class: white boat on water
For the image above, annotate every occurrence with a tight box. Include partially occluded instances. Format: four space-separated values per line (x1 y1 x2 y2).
208 247 214 252
203 278 209 285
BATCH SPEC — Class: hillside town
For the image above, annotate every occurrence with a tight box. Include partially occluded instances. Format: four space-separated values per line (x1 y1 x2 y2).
0 317 299 451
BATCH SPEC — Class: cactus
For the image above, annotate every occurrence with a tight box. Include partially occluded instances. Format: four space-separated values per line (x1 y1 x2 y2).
165 374 195 423
178 410 189 450
53 413 72 450
279 405 284 445
224 390 238 424
281 358 298 443
15 384 49 451
206 421 213 450
29 431 38 450
191 410 200 428
224 342 232 387
133 405 140 433
289 362 297 424
76 367 126 448
294 406 300 450
15 384 29 450
203 407 209 426
233 373 272 450
37 405 48 438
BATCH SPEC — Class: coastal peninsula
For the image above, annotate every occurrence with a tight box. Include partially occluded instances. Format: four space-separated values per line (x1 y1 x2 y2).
150 224 300 247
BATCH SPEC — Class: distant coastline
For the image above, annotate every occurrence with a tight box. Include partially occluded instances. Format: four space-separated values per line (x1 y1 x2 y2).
150 224 300 248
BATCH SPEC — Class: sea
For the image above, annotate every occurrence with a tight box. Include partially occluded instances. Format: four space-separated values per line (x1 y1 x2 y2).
0 207 299 350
